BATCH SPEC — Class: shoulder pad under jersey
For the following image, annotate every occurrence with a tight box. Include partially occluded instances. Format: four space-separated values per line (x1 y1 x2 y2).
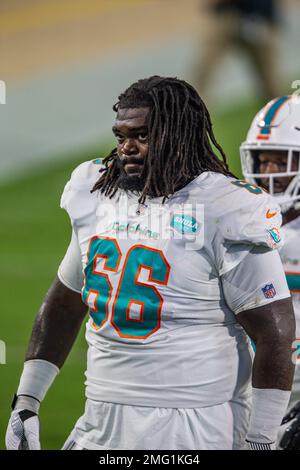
214 177 283 250
60 159 105 218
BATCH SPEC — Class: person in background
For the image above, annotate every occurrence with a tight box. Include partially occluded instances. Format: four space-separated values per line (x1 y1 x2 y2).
240 94 300 449
194 0 281 102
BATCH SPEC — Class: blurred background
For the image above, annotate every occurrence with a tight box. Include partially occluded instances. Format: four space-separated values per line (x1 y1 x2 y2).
1 0 300 449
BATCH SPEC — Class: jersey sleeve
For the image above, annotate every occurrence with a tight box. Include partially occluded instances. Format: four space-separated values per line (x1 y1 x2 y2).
221 246 290 314
60 159 104 218
60 161 88 212
57 229 84 293
58 159 103 292
212 182 283 276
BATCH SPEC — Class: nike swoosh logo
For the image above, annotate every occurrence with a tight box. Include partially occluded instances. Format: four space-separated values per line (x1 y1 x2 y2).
266 209 277 219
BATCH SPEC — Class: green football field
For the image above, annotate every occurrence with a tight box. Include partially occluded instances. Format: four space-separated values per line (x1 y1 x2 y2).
0 101 260 449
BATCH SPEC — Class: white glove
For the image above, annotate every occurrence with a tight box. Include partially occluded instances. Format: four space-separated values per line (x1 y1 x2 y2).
6 396 41 450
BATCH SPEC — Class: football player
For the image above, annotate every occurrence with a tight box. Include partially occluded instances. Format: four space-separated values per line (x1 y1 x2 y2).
240 95 300 449
6 77 295 450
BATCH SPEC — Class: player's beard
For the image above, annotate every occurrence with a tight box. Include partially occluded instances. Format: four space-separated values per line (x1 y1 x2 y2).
116 155 146 193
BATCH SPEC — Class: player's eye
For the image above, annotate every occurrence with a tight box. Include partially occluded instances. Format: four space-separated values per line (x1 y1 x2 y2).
115 134 125 144
138 133 148 143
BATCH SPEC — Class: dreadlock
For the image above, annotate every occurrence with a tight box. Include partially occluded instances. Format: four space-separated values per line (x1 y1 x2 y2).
92 75 235 204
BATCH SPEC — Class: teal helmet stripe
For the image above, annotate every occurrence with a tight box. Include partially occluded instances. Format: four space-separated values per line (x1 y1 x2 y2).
260 96 290 136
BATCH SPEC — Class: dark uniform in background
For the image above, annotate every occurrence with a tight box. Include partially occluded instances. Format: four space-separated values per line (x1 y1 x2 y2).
194 0 281 102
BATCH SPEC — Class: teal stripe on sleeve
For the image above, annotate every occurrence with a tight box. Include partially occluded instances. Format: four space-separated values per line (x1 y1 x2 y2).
286 274 300 292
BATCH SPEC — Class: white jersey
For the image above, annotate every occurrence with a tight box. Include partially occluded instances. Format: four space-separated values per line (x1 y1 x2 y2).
276 217 300 419
58 160 290 409
280 217 300 337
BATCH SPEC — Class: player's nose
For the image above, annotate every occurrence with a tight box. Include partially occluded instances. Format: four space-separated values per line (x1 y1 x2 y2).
261 161 280 174
121 138 139 156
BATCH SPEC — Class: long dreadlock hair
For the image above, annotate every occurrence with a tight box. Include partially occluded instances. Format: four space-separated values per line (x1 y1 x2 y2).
92 75 235 204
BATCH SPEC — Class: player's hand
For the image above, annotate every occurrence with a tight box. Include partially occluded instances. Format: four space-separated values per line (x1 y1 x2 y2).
280 401 300 450
6 408 40 450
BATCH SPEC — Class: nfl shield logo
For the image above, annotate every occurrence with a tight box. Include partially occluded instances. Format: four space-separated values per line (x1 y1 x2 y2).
262 284 276 299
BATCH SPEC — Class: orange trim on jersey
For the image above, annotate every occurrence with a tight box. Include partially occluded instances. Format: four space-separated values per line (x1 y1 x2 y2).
126 300 145 323
86 289 100 312
84 236 121 331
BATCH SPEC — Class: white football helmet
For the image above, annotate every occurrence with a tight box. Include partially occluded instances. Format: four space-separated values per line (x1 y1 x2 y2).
240 95 300 212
